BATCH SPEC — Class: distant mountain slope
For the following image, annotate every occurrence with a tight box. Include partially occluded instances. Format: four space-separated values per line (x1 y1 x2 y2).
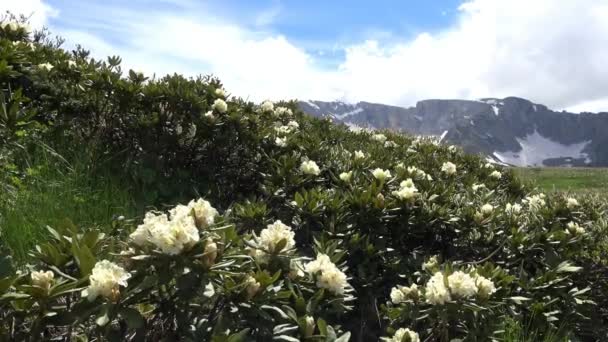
298 98 608 167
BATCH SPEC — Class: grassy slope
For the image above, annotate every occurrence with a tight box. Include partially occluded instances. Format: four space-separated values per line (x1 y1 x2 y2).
513 167 608 194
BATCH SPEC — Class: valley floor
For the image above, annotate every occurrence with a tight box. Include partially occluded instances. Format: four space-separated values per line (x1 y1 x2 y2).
513 167 608 194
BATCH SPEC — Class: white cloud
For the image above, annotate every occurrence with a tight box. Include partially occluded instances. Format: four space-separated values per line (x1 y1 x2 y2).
3 0 608 112
0 0 58 28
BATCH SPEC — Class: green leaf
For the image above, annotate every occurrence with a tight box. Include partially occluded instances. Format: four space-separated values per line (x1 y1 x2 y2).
119 307 145 329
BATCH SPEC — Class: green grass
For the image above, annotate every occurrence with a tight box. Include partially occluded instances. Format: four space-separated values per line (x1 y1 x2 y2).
513 167 608 194
0 146 140 261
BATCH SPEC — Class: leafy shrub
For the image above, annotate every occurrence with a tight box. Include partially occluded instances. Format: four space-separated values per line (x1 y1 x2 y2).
1 17 608 341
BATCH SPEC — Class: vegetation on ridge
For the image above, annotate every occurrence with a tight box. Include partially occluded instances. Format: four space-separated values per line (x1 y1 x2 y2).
1 15 608 341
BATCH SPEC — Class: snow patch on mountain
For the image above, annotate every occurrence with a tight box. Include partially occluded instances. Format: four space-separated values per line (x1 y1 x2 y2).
492 105 499 116
333 107 364 120
305 100 320 110
493 130 591 166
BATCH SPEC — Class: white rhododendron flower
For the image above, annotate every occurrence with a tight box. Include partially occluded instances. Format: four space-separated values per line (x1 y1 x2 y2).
372 133 387 143
130 211 169 246
245 276 261 298
148 214 200 255
392 178 419 200
472 183 486 192
289 259 305 279
524 194 546 210
354 150 366 160
186 198 218 228
275 136 287 147
489 170 502 179
3 22 30 32
505 203 522 215
390 284 419 304
372 168 392 181
475 275 497 298
215 88 225 97
483 162 495 169
260 100 274 112
274 106 293 117
31 270 54 290
566 221 585 235
425 272 451 305
287 120 299 129
38 63 54 71
258 220 296 253
441 161 457 175
68 60 77 68
203 110 214 119
203 282 215 297
339 171 353 182
300 160 321 175
422 255 439 271
566 197 579 209
212 98 228 113
384 140 398 148
390 328 420 342
447 271 478 298
480 204 494 215
305 254 349 294
83 260 130 301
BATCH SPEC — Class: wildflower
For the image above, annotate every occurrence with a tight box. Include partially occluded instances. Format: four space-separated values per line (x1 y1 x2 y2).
148 215 200 255
480 203 494 215
287 120 300 130
372 133 387 143
390 284 419 304
475 275 497 298
441 161 457 175
372 168 392 181
339 171 353 182
384 140 398 148
130 211 169 246
422 256 439 271
566 197 579 209
566 221 585 235
31 270 54 290
300 160 321 175
305 254 349 294
82 260 130 302
483 162 495 169
186 198 218 229
275 136 287 147
390 328 420 342
202 238 218 267
490 170 502 179
203 282 215 297
38 63 53 71
244 276 261 299
215 88 225 97
260 100 274 112
258 220 295 253
354 150 366 160
304 316 316 337
392 178 419 200
505 203 522 215
447 271 477 298
212 98 228 113
523 194 546 210
425 272 451 305
274 106 293 117
472 183 486 192
68 60 77 68
288 259 305 279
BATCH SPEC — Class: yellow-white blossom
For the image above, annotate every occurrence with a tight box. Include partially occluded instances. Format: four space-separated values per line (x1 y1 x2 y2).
275 136 287 147
186 198 218 228
83 260 130 301
390 284 419 304
441 161 457 175
472 183 486 192
566 221 585 235
505 203 522 215
260 100 274 112
130 211 169 246
354 150 366 160
305 254 349 294
447 271 477 298
203 110 214 120
288 259 305 279
372 133 387 143
304 316 316 337
422 255 438 271
339 171 353 182
392 178 419 200
68 60 77 68
384 140 398 148
390 328 420 342
425 272 451 305
274 106 293 117
38 63 54 71
372 168 392 181
212 98 228 113
489 170 502 179
31 270 54 290
523 194 546 210
215 88 226 97
475 275 497 298
480 204 494 215
300 160 321 175
566 197 579 209
258 220 295 253
245 276 261 299
148 214 200 255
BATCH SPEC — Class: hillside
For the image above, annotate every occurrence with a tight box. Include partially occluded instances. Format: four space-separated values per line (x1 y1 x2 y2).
1 20 608 341
299 98 608 167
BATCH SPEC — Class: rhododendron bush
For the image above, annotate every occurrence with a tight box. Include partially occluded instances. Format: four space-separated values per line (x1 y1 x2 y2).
1 17 608 341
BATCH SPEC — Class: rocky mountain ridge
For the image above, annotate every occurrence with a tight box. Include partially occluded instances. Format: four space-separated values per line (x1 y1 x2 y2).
298 97 608 167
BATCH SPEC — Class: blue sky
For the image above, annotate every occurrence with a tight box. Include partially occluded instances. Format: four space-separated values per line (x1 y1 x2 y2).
6 0 608 112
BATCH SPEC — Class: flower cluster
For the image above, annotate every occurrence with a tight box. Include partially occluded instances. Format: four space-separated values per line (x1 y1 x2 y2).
212 98 228 113
339 171 353 182
392 178 419 201
256 220 296 254
82 260 131 301
385 328 420 342
372 168 392 181
390 284 419 304
300 160 321 176
372 133 387 143
523 193 546 210
31 270 54 290
305 254 349 294
441 161 457 175
129 199 217 254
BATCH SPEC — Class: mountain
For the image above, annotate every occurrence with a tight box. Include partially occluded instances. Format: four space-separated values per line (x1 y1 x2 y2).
298 98 608 167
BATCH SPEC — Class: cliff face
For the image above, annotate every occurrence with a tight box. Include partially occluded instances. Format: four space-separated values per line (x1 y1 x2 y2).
298 97 608 166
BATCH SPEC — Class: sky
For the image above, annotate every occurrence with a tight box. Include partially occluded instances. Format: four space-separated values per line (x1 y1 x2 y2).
3 0 608 112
